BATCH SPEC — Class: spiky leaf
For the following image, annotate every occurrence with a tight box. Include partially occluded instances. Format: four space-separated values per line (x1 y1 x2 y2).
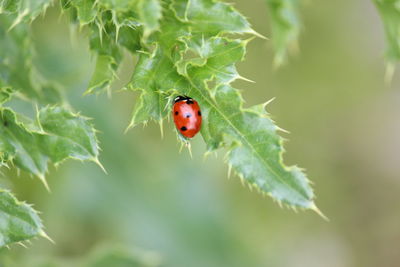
0 106 100 186
137 0 162 38
0 189 44 247
373 0 400 75
0 0 52 25
0 16 63 104
122 3 316 209
0 87 12 105
128 41 315 208
85 246 161 267
0 0 320 212
265 0 301 66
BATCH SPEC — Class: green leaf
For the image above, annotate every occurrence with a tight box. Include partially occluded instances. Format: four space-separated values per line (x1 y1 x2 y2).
0 87 12 105
171 0 257 35
87 55 119 95
73 0 98 25
123 0 317 210
265 0 301 66
126 49 171 129
0 17 64 104
180 37 249 83
0 189 45 247
38 106 100 163
1 0 319 212
217 85 313 207
72 0 260 95
373 0 400 80
84 19 121 94
137 0 162 38
85 246 161 267
0 106 101 188
0 0 53 27
133 48 315 209
0 0 19 14
97 0 135 10
128 53 315 209
63 0 143 95
0 108 48 182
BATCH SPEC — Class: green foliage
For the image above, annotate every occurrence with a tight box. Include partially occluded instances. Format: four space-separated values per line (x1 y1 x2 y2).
124 1 315 210
128 41 315 208
85 246 161 267
0 0 103 246
57 0 317 210
0 16 62 103
264 0 400 70
0 106 101 189
0 190 44 247
0 0 326 247
265 0 301 66
0 0 52 25
374 0 400 62
373 0 400 80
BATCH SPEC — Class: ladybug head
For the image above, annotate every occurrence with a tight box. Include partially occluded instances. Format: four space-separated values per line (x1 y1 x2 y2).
174 95 192 103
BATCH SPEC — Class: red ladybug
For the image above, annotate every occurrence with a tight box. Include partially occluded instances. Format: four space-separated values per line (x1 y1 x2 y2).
172 95 202 138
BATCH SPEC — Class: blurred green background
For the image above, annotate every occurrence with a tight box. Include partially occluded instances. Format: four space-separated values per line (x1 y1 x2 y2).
1 0 400 266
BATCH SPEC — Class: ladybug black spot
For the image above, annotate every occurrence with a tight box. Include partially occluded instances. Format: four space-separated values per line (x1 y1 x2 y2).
198 111 201 116
175 111 179 115
185 113 191 118
180 126 187 131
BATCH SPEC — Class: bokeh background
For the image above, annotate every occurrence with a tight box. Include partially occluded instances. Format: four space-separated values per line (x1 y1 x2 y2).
1 0 399 266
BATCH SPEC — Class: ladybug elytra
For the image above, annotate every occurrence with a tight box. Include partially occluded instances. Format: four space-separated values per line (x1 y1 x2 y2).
172 95 202 138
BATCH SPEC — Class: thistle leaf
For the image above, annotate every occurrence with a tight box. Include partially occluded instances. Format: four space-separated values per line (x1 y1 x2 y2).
137 0 162 38
85 246 162 267
126 49 171 129
0 106 101 186
73 0 97 25
0 0 53 30
0 16 63 104
38 106 100 163
87 54 119 95
0 189 44 247
265 0 301 66
0 87 12 105
373 0 400 80
122 0 316 209
128 42 314 208
1 0 318 211
171 0 256 35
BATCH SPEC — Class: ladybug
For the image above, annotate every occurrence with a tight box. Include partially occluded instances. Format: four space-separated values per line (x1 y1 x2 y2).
172 95 202 138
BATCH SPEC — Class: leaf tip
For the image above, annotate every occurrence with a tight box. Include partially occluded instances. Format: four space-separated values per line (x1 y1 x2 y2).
227 164 232 179
159 119 164 139
38 174 51 192
93 158 107 175
203 150 213 161
262 97 275 109
39 230 55 244
384 62 395 85
250 30 268 40
310 203 329 221
237 75 255 83
17 242 28 248
124 121 135 134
